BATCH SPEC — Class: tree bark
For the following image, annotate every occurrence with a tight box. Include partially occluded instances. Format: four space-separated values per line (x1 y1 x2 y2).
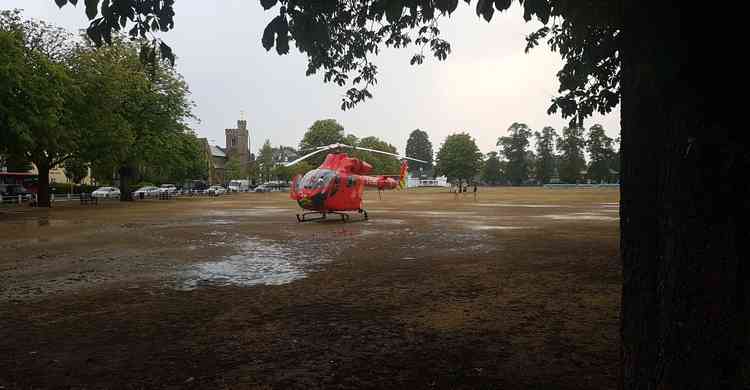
118 165 134 201
35 160 51 208
621 3 748 389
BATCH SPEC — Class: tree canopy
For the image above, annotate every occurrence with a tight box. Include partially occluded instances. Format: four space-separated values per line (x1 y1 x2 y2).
497 122 533 186
435 132 482 184
481 151 502 185
55 0 619 125
351 136 400 174
534 126 557 184
258 139 275 182
405 129 433 174
2 11 203 202
556 126 586 184
586 124 616 183
1 11 79 206
298 119 346 166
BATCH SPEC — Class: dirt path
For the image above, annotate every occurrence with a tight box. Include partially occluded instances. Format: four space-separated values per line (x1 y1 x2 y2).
0 187 620 389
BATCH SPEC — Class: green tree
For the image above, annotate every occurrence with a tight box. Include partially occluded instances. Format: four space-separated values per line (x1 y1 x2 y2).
496 123 533 186
609 137 620 180
1 152 33 173
61 1 750 387
556 126 586 184
343 134 359 147
586 124 615 183
73 37 194 200
481 151 502 185
405 129 433 175
272 161 313 182
352 136 400 174
534 126 558 185
258 139 274 182
63 158 89 187
435 133 482 186
0 12 78 207
271 146 298 165
298 119 345 166
224 155 243 182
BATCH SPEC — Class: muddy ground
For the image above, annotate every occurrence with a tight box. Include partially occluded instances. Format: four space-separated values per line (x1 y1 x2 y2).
0 187 620 389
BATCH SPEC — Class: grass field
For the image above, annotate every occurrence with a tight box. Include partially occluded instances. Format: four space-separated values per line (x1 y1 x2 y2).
0 187 620 389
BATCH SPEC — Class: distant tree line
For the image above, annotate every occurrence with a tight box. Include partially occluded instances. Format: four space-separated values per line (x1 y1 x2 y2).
487 122 619 186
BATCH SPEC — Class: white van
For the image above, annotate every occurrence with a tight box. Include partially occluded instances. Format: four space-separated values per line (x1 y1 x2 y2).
228 179 250 192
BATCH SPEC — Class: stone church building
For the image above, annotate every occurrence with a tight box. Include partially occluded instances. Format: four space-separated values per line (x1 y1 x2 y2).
200 118 253 185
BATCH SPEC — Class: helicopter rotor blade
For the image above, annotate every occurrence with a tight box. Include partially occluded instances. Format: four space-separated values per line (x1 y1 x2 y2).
283 147 332 167
284 143 427 166
283 143 357 166
350 146 428 163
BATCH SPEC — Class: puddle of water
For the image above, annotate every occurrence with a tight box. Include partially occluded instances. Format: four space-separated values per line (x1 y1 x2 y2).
474 203 564 208
177 237 338 290
204 208 290 217
1 217 77 227
401 211 479 217
539 212 618 221
469 225 528 231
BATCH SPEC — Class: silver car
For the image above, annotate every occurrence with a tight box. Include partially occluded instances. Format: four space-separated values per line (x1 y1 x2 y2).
133 186 161 198
92 186 121 198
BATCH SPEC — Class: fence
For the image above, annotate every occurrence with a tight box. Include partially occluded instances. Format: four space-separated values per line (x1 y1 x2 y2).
1 190 248 207
543 183 620 189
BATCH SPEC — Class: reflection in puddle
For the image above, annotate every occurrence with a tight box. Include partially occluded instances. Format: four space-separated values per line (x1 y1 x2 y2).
469 225 528 231
540 212 618 221
204 208 289 217
178 237 338 290
474 203 564 208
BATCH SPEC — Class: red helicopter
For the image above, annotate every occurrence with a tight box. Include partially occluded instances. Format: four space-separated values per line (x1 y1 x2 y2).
285 143 427 222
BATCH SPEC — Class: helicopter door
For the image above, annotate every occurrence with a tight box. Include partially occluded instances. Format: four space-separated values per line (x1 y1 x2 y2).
290 175 302 199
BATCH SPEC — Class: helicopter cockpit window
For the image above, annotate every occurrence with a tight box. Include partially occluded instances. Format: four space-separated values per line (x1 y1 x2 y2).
301 169 336 190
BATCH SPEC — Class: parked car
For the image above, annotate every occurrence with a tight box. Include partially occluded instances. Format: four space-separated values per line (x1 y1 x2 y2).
207 185 226 196
91 186 121 199
254 184 272 193
159 184 178 194
0 184 33 200
254 181 290 193
228 179 250 192
133 186 161 198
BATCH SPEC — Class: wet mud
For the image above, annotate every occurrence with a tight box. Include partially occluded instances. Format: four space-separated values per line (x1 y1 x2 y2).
0 187 620 389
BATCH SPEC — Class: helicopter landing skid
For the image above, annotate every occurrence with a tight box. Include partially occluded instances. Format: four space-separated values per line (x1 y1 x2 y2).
296 209 368 223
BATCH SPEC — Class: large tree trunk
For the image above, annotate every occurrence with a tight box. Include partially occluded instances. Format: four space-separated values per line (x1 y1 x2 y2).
621 3 749 388
35 160 51 208
119 165 134 201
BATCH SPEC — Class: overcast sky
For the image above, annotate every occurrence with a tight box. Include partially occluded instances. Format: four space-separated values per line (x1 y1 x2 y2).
6 1 620 156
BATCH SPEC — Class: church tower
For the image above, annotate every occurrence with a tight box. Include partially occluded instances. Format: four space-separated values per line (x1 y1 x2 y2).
225 113 250 175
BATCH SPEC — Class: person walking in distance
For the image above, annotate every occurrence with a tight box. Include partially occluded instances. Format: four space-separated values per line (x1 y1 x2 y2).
473 183 477 201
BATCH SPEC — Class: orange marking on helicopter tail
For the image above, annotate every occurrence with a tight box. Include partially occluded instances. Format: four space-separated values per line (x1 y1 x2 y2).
397 161 409 190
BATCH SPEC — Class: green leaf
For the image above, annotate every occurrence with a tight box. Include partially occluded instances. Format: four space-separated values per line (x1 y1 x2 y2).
84 0 99 20
385 0 403 24
261 0 278 10
494 0 511 11
159 41 175 66
262 20 275 50
476 0 493 21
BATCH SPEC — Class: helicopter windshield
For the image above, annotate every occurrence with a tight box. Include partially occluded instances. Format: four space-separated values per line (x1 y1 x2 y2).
300 169 336 190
